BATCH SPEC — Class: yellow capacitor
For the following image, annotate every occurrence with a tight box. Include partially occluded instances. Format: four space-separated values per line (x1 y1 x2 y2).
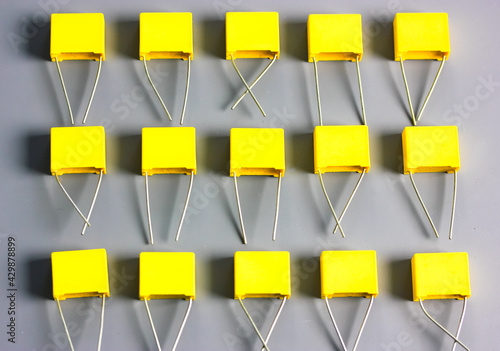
141 128 197 244
314 125 370 174
50 13 105 61
139 12 193 60
234 251 291 299
226 12 280 59
142 127 197 175
412 252 470 301
402 126 460 174
139 252 196 350
139 252 195 300
308 14 363 62
411 252 471 349
51 126 107 176
320 250 378 299
230 128 285 177
52 249 109 301
394 13 450 61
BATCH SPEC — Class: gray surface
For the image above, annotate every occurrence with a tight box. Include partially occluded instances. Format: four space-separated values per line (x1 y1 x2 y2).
0 0 498 350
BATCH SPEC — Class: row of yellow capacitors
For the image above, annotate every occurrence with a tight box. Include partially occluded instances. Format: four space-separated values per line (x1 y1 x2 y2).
51 124 460 243
51 12 450 124
51 249 471 351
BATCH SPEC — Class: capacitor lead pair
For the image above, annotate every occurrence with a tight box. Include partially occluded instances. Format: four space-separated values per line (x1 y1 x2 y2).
308 14 370 237
395 13 460 239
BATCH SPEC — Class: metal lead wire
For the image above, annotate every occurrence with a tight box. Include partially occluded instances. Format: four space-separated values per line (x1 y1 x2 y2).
238 298 271 351
399 56 417 126
408 172 439 238
54 57 75 125
180 56 191 125
81 170 103 235
449 170 458 240
324 298 348 351
171 298 193 351
97 295 105 351
143 56 173 121
419 299 470 351
233 173 247 244
260 297 287 351
416 55 447 122
318 172 345 238
313 57 323 126
145 172 154 245
230 54 266 117
176 171 194 242
355 55 367 125
55 174 91 226
451 297 468 351
352 296 375 351
56 298 75 351
333 169 366 234
144 299 162 351
232 55 277 110
272 173 282 241
82 56 102 124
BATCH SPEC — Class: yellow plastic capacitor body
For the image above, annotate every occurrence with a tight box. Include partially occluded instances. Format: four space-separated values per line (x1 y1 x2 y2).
50 13 105 61
226 12 280 60
320 250 378 299
412 252 470 301
308 14 363 62
402 126 460 174
52 249 110 301
142 127 197 176
139 252 195 300
394 13 450 61
230 128 285 177
139 12 193 61
314 125 370 174
51 126 107 176
234 251 291 299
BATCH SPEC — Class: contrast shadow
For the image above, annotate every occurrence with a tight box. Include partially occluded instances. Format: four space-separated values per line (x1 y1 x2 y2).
28 257 52 299
117 134 141 174
209 257 234 299
116 20 139 59
380 133 403 173
290 133 313 173
26 134 50 175
204 135 229 174
296 256 321 298
109 257 140 299
283 21 307 61
200 19 225 59
390 258 413 301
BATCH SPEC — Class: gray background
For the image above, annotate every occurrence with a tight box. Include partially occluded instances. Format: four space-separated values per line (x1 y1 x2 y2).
0 0 498 350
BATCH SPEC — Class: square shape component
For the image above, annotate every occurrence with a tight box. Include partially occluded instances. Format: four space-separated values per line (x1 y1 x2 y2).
142 127 197 175
139 252 195 300
51 126 107 176
308 14 363 62
140 12 193 60
314 125 370 173
402 126 460 174
230 128 285 177
320 251 378 298
52 249 110 300
226 12 280 59
50 13 105 61
234 251 290 299
412 252 470 301
394 13 450 61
